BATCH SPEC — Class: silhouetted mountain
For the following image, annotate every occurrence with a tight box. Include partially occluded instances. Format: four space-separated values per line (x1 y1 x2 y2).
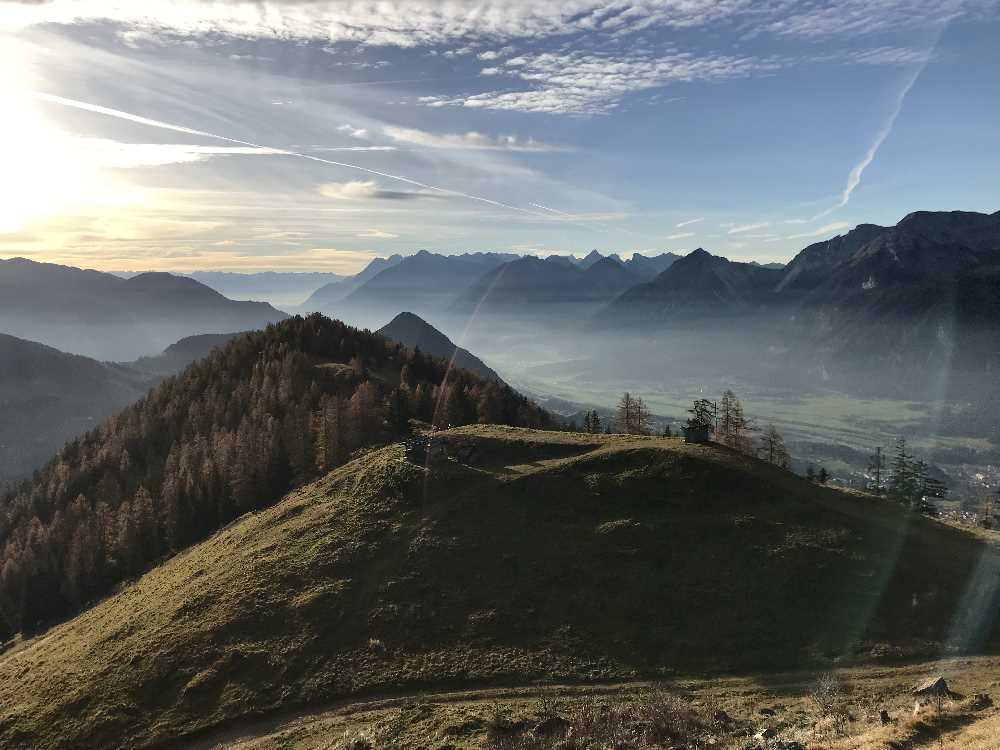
597 210 1000 375
377 312 502 382
583 256 644 295
778 210 1000 368
342 250 517 317
454 255 640 315
577 249 612 269
0 334 152 485
0 258 287 360
624 252 682 280
544 254 577 268
598 248 783 325
127 332 242 376
299 254 403 311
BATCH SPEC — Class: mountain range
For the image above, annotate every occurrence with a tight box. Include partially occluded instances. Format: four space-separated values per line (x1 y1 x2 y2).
298 254 404 311
3 209 996 381
0 258 287 360
113 271 344 307
299 250 681 325
453 254 643 315
597 210 1000 373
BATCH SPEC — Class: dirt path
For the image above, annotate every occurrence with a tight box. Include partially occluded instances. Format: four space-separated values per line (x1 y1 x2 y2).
182 656 1000 749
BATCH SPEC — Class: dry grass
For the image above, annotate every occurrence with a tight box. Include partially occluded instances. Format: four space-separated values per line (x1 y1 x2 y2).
0 426 996 749
209 662 1000 750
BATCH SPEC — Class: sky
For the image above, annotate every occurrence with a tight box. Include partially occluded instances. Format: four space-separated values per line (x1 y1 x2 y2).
1 1 998 274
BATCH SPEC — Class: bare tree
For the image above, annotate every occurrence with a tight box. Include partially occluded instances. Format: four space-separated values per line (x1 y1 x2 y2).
759 423 790 468
616 392 652 435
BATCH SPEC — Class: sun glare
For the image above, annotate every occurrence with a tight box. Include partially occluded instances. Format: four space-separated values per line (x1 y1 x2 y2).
0 42 140 235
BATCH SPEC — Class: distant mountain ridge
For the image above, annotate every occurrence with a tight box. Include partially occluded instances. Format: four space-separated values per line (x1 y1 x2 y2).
300 250 681 324
0 258 287 360
452 254 642 314
596 209 1000 372
0 334 152 485
377 312 502 382
599 248 784 324
342 250 518 314
299 254 404 311
0 330 251 485
113 271 343 307
127 332 242 376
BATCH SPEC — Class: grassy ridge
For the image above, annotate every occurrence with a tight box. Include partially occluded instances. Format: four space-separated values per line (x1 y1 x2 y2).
0 427 996 749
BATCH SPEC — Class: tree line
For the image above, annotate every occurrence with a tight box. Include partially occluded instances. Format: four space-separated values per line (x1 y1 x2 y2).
0 315 551 638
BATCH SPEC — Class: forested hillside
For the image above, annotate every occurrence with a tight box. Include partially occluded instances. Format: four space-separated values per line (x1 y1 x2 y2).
0 315 550 638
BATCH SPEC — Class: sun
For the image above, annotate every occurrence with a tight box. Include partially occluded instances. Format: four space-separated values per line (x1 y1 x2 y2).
0 39 138 235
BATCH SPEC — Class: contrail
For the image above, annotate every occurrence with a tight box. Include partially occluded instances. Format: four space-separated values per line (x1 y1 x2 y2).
676 217 704 227
814 64 923 219
29 91 550 219
529 202 570 215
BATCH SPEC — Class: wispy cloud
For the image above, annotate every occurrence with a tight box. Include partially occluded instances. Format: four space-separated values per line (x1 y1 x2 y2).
383 126 572 152
848 46 936 66
317 180 430 201
420 50 783 115
676 217 704 227
787 221 850 239
357 229 400 239
79 139 284 168
0 2 756 44
767 0 969 38
31 92 552 219
728 221 770 234
666 231 694 240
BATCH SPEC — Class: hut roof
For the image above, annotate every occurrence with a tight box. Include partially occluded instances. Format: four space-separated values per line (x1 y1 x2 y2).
912 676 950 696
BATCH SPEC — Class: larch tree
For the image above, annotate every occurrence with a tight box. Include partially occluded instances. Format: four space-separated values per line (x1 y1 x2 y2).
616 392 652 435
759 423 790 468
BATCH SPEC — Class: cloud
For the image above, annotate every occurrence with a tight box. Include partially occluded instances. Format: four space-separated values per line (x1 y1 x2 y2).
357 229 400 239
666 231 694 240
420 49 783 115
78 139 284 168
34 92 546 218
0 2 758 44
847 46 936 66
317 180 428 201
337 124 369 139
766 0 971 38
787 221 850 239
728 221 770 234
383 126 572 152
676 217 704 227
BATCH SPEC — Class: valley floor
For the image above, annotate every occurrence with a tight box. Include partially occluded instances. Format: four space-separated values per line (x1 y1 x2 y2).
195 657 1000 750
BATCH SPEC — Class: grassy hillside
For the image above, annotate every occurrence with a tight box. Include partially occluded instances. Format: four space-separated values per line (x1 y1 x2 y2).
0 427 996 748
